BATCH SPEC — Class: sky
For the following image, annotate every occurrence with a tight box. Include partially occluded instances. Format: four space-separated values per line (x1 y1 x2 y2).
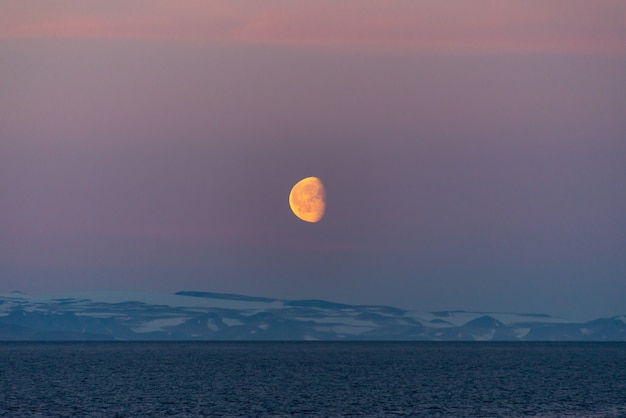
2 1 625 319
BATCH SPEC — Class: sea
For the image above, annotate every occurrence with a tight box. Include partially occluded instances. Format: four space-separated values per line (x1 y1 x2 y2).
1 342 625 417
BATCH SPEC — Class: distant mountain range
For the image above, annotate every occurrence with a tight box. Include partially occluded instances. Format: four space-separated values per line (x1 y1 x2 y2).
1 291 625 341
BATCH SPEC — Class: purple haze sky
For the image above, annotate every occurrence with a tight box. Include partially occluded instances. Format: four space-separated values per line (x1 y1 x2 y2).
1 1 625 319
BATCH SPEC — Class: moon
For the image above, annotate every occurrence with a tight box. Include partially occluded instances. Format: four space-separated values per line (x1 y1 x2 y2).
289 177 326 223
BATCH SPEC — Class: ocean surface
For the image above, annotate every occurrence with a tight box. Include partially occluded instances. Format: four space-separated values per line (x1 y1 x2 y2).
1 342 625 417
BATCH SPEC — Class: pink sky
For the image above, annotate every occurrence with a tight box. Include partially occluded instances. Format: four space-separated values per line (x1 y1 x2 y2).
3 1 625 54
1 1 625 319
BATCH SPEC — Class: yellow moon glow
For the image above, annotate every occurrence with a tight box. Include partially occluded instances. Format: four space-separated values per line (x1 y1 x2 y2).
289 177 326 223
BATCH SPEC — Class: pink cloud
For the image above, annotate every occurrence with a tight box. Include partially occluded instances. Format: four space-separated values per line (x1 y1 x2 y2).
0 2 242 41
230 1 626 55
2 1 625 54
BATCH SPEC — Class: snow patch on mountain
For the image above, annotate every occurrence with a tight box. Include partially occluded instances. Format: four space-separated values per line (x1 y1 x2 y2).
222 318 244 327
206 319 219 331
131 317 190 333
514 328 531 339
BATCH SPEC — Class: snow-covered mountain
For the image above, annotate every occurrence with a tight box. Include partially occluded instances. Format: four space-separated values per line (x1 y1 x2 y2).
1 291 624 341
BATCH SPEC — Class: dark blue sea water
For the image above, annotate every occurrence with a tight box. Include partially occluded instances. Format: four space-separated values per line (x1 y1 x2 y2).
1 342 625 417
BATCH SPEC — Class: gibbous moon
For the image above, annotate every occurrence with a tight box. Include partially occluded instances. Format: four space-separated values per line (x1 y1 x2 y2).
289 177 326 223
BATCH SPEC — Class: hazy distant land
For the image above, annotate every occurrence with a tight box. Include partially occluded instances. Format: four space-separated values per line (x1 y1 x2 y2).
1 291 624 341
